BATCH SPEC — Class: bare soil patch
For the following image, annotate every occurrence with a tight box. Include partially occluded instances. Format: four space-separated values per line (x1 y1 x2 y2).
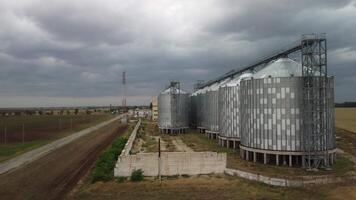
0 121 127 200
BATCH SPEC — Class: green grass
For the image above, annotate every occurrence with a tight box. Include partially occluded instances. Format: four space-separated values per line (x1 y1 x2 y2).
0 140 49 162
74 175 331 200
179 129 355 178
0 114 114 163
91 124 135 183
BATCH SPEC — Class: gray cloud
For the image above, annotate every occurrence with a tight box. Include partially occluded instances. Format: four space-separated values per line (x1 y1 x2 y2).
0 0 356 107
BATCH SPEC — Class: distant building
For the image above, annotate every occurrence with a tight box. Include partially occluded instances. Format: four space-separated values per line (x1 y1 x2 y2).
152 97 158 121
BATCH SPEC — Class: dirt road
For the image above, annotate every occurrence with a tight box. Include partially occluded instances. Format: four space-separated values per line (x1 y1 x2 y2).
0 121 127 200
0 115 122 175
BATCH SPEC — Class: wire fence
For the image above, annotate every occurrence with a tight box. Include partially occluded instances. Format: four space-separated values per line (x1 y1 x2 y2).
0 114 110 144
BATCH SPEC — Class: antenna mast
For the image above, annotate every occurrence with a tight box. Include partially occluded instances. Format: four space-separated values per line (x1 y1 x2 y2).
122 71 127 108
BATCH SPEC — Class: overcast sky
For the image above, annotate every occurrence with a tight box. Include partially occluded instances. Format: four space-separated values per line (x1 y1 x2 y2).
1 0 356 107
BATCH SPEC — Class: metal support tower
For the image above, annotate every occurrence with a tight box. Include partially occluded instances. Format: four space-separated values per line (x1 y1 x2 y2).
122 71 127 108
301 34 329 170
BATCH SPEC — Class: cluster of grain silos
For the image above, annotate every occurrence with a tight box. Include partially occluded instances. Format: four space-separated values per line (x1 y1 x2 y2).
158 81 190 134
189 58 335 168
157 35 336 169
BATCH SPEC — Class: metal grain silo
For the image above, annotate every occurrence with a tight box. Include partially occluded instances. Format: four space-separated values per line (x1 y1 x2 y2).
189 92 198 128
197 86 210 133
205 79 230 139
218 73 253 148
158 81 190 134
239 58 336 167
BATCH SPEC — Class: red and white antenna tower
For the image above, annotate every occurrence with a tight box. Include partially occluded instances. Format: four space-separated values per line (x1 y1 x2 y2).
122 71 127 107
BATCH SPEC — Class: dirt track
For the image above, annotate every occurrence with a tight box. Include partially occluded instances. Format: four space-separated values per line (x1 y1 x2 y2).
0 121 127 200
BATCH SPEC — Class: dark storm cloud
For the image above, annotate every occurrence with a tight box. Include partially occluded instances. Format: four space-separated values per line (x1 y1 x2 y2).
0 0 356 107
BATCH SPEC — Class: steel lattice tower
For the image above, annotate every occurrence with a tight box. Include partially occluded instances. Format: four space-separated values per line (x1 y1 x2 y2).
122 71 127 108
301 34 330 170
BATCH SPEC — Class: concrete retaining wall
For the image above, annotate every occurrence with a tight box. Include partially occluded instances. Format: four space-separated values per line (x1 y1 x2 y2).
225 168 356 187
115 152 226 177
120 118 141 156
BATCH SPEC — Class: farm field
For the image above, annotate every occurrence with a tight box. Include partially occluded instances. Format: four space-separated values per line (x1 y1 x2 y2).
335 108 356 133
0 119 129 200
0 114 114 162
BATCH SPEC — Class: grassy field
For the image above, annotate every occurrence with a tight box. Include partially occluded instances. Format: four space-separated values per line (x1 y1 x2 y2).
71 174 356 200
0 114 114 162
179 129 355 178
131 120 177 154
335 108 356 133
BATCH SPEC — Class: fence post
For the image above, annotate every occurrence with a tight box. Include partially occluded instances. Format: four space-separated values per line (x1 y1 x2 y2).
22 123 25 144
59 118 62 130
4 126 7 145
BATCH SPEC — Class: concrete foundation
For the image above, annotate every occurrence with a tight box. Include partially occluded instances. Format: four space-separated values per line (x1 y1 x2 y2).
197 127 205 134
159 127 188 134
205 130 219 140
218 135 240 149
240 145 337 167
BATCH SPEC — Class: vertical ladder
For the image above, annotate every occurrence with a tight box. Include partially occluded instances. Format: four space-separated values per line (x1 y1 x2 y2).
301 34 329 170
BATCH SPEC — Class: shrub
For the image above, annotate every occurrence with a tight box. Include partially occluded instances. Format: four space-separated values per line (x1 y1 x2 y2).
130 169 144 182
91 137 128 183
116 176 126 183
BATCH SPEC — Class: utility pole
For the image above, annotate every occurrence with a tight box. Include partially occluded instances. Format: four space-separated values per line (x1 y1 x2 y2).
158 138 161 182
22 123 25 144
4 126 7 145
122 71 127 112
59 118 62 130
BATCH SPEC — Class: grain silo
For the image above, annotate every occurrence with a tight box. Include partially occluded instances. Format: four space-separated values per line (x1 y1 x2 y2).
158 81 190 134
189 92 198 128
218 73 253 148
239 58 336 167
197 86 211 134
204 79 231 139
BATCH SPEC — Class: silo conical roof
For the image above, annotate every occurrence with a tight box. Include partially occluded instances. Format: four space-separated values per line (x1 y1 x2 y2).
253 58 302 79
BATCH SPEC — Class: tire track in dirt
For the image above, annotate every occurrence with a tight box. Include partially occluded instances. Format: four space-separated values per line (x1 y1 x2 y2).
0 121 127 200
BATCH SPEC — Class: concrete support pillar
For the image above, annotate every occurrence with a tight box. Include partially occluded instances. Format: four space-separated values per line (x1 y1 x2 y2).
263 153 267 164
276 154 279 166
283 155 286 166
233 141 236 149
289 155 292 167
246 150 249 161
296 156 299 165
330 153 334 165
240 149 244 159
253 152 256 163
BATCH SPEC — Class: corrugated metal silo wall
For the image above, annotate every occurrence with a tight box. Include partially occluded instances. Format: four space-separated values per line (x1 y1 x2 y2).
158 93 172 128
171 93 190 128
201 93 208 129
196 94 203 127
190 95 197 127
240 77 335 151
219 86 240 139
206 91 219 132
